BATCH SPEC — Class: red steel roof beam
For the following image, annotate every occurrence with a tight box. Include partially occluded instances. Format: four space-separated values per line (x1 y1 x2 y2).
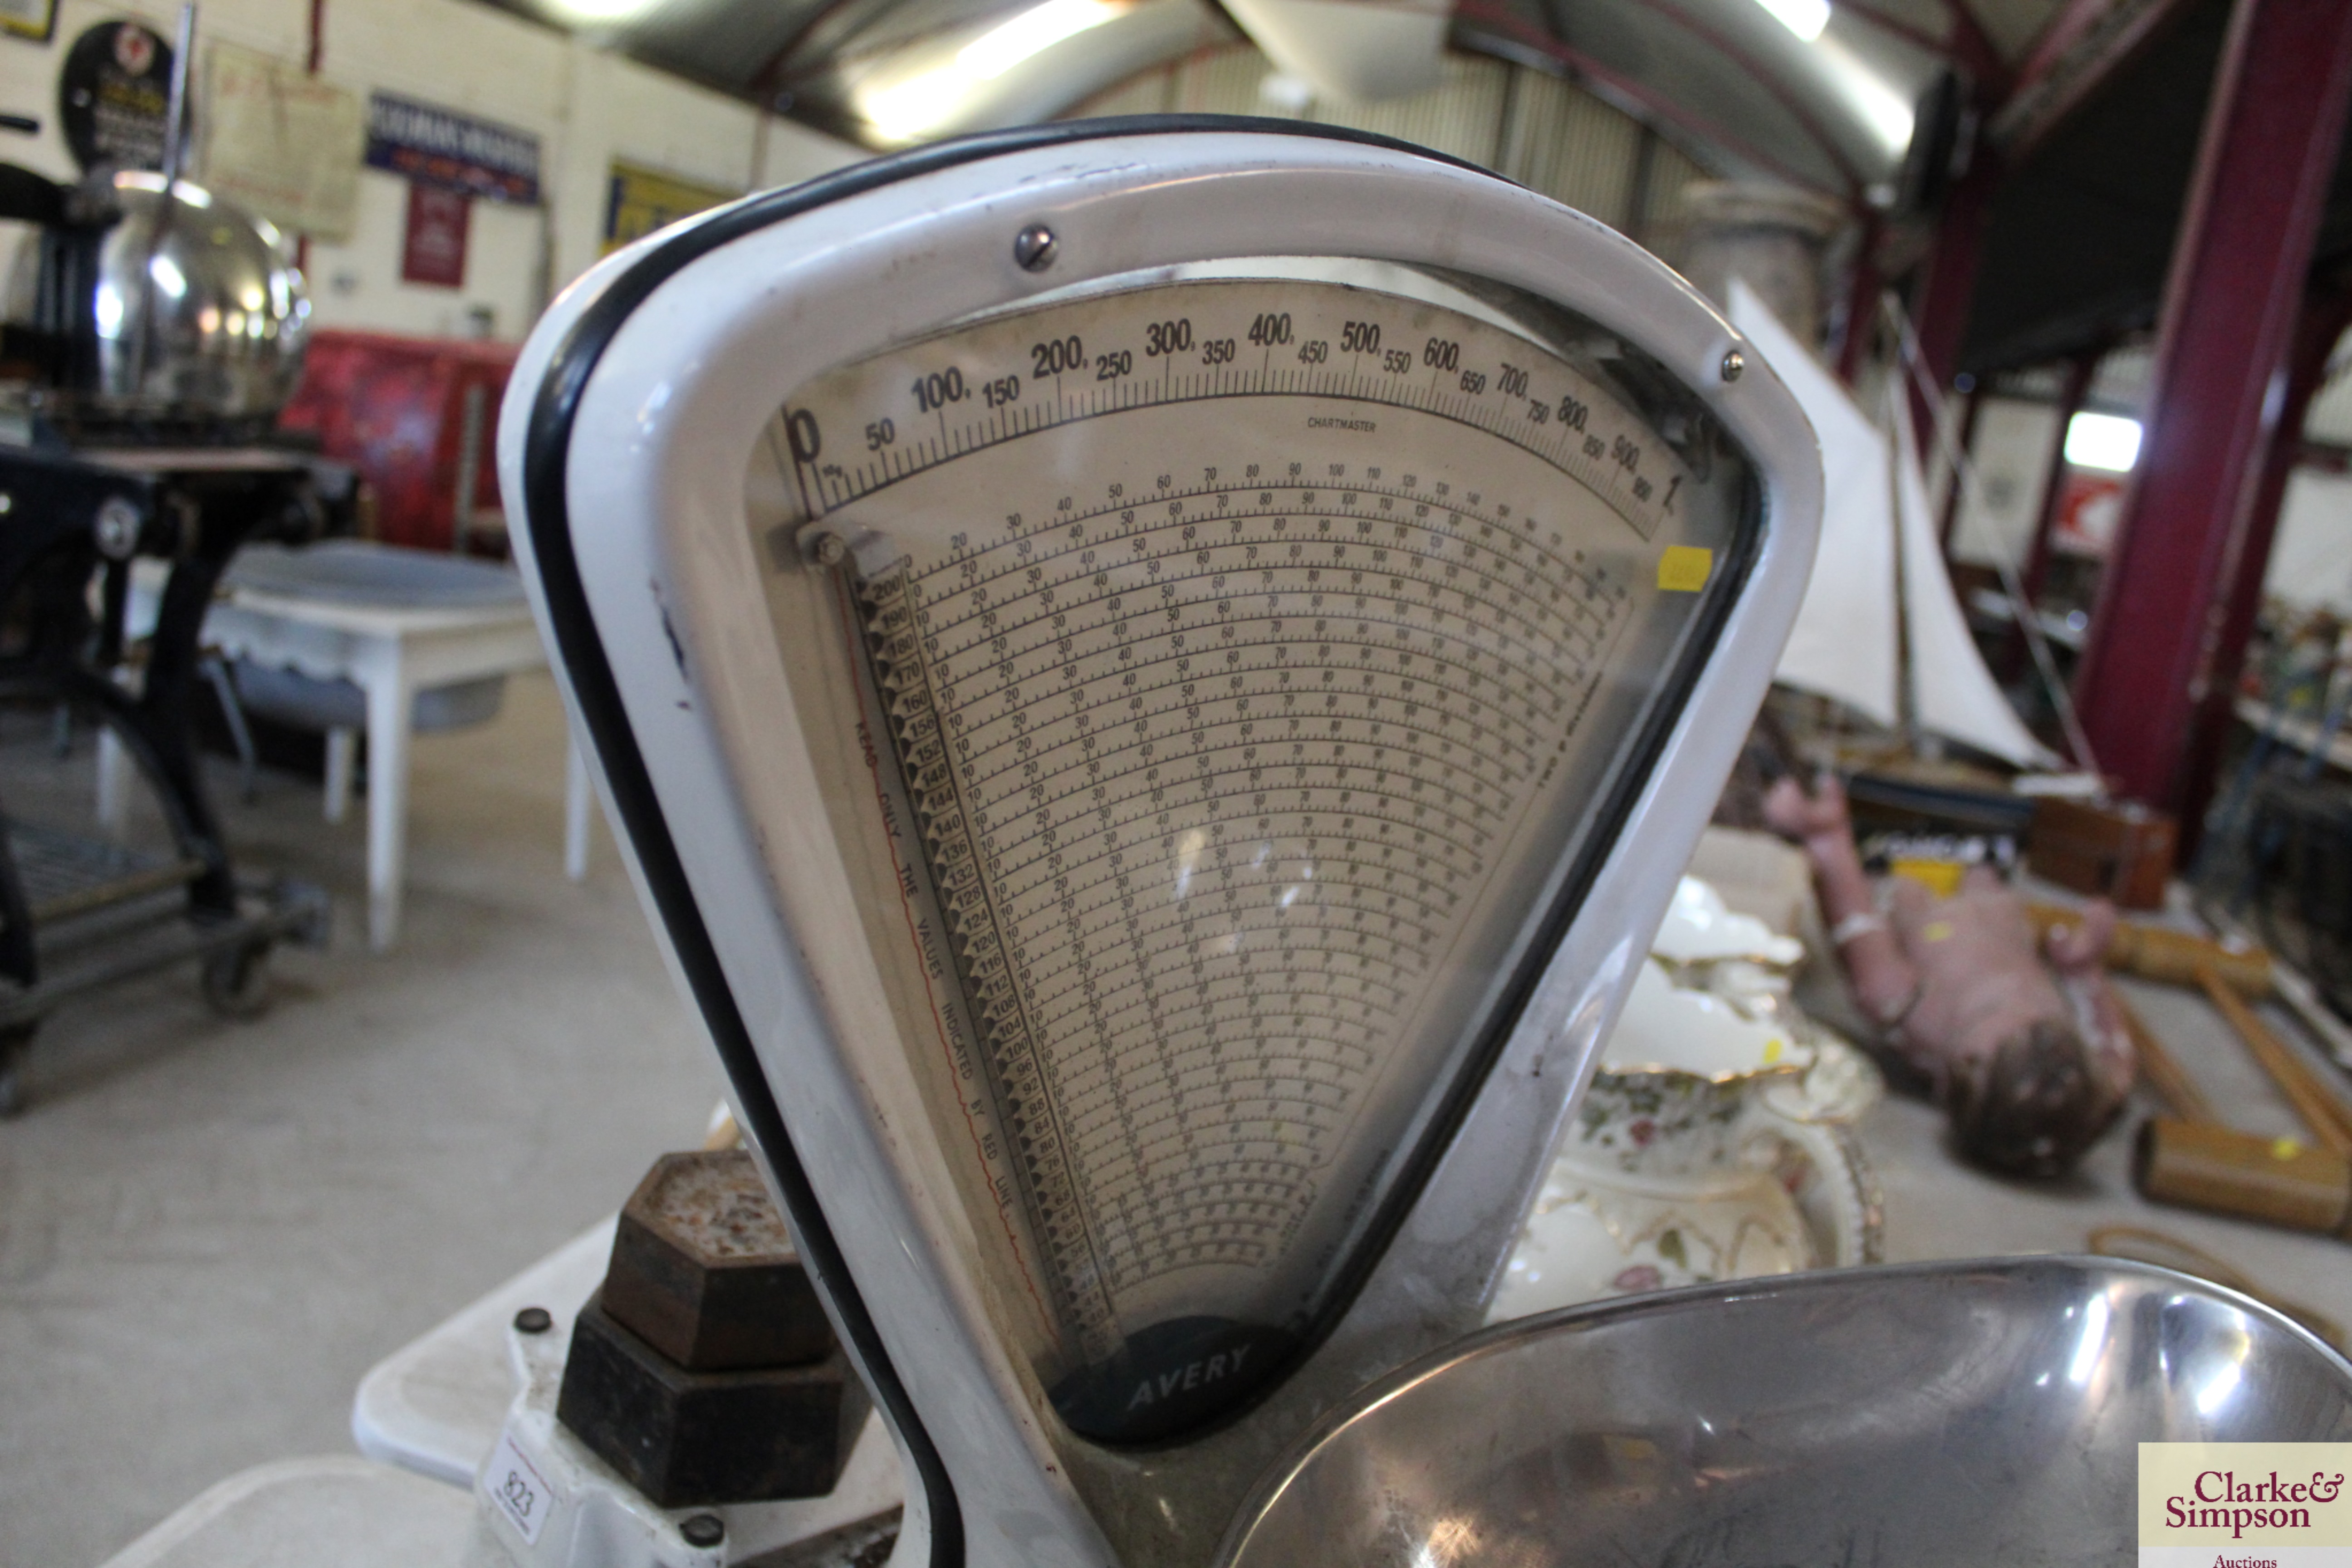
1640 0 1872 201
1993 0 2202 158
1938 0 2009 87
1838 0 2008 89
2008 0 2127 95
1452 4 1855 202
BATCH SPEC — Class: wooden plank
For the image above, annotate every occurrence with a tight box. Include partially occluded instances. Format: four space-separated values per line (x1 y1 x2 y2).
2200 964 2352 1157
2115 992 2218 1124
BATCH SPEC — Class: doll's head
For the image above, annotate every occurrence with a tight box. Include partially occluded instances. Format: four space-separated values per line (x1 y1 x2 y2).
1943 1016 2126 1177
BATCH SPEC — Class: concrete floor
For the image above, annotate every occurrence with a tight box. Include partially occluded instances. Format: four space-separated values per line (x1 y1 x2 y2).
0 673 721 1568
1865 970 2352 1320
3 669 2349 1564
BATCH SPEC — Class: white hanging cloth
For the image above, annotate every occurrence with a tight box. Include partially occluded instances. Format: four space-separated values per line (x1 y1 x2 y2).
1885 384 2062 769
1727 280 1900 729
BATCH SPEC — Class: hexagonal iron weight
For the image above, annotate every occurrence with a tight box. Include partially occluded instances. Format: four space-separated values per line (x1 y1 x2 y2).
601 1148 835 1371
557 1293 870 1508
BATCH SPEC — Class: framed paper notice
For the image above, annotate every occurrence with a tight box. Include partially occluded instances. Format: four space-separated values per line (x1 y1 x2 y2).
200 42 363 241
0 0 54 43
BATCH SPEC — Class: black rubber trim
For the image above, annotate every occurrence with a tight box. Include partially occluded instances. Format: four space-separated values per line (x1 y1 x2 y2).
520 115 1512 1568
1264 461 1764 1426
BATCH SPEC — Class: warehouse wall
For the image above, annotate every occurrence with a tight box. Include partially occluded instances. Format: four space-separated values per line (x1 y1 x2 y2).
0 0 862 341
1948 395 2064 570
2264 471 2352 614
1952 412 2352 613
1068 44 1713 255
2267 362 2352 613
1951 345 2352 603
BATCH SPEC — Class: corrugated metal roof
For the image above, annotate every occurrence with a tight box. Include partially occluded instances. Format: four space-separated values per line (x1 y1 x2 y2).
467 0 2352 373
474 0 1982 197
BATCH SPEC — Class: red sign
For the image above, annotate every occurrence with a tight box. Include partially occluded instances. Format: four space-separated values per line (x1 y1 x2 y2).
401 183 470 289
2051 470 2126 559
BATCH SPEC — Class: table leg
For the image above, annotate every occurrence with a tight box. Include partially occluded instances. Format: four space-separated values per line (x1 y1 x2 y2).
324 727 356 825
565 737 592 882
94 725 128 833
364 663 413 952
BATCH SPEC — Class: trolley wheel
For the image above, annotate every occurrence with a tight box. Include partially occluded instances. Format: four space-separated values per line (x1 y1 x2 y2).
201 941 274 1019
0 1023 34 1118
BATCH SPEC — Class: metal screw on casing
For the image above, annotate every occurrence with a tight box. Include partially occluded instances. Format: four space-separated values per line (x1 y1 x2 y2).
812 531 848 568
1720 349 1745 382
681 1514 725 1547
93 496 140 560
514 1306 554 1334
1014 224 1058 273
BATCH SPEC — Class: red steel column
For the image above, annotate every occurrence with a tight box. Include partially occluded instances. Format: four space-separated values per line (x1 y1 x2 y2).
2019 350 2102 603
1938 385 1983 550
1837 213 1884 382
1906 153 2001 437
2069 0 2352 808
295 0 325 275
2175 281 2352 840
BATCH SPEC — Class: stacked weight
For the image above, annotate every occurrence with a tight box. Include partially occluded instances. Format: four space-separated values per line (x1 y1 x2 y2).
556 1149 869 1507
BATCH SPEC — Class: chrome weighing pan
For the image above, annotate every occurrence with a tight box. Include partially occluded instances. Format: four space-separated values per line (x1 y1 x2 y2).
1222 1257 2352 1567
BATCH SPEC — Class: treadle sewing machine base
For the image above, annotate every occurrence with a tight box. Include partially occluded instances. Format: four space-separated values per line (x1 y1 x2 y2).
0 441 344 1115
0 833 327 1112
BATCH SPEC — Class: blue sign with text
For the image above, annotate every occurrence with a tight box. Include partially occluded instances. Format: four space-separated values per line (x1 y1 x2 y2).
364 92 539 205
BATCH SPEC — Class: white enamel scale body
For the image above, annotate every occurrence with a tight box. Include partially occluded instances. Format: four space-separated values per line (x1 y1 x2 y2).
500 119 1823 1568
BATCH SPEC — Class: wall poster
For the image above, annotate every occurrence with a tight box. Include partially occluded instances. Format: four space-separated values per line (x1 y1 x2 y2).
2051 471 2126 560
601 160 737 255
0 0 56 43
401 182 470 288
58 20 170 171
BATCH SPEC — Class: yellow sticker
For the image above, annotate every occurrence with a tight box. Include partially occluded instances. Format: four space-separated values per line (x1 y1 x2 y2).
2274 1136 2306 1161
1657 545 1713 592
1763 1039 1783 1064
1891 846 1966 893
1892 859 1966 898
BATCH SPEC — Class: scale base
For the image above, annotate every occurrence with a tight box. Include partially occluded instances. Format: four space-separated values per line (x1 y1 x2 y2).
103 1219 907 1568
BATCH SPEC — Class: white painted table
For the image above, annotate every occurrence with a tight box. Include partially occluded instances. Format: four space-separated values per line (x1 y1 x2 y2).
127 561 592 951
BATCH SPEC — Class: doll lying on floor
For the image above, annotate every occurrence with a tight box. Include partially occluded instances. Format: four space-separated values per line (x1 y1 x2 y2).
1764 774 2137 1177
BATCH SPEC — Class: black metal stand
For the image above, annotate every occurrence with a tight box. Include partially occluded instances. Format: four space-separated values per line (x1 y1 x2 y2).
0 443 335 1112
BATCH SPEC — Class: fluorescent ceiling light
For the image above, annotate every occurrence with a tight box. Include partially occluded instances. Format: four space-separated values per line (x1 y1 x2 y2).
2065 411 2143 473
961 0 1123 76
1816 35 1915 153
1848 79 1915 151
544 0 662 20
1754 0 1829 42
863 0 1127 143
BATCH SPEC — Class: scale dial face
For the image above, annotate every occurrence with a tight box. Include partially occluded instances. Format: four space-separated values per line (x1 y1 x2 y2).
745 265 1758 1443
